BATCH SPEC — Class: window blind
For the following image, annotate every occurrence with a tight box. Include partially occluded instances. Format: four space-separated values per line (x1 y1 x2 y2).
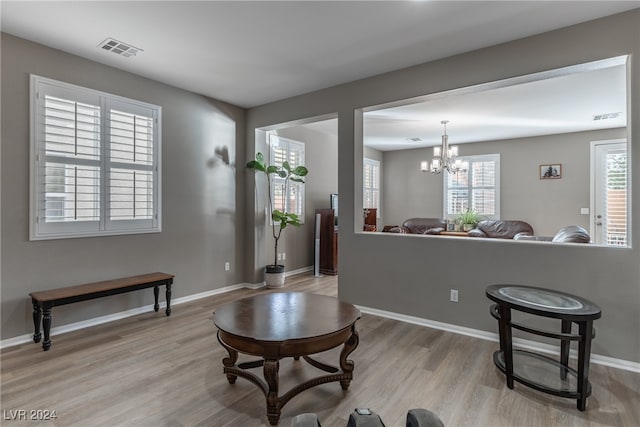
41 95 101 224
605 152 627 246
269 135 305 220
31 75 161 240
363 158 381 217
108 110 155 221
445 154 500 219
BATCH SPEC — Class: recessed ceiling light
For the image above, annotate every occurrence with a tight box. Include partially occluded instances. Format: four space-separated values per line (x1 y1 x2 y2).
98 38 143 58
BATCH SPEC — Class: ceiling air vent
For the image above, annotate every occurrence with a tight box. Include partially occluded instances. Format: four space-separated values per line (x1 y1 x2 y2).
98 38 143 58
406 137 422 142
593 112 621 121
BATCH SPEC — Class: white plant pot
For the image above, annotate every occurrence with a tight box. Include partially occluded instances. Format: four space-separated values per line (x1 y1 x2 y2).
265 265 285 288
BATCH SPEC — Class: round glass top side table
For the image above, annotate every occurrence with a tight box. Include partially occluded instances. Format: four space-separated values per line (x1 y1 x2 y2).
486 284 601 411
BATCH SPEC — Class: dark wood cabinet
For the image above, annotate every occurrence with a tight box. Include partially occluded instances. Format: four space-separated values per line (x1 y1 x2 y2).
363 208 377 231
316 209 338 275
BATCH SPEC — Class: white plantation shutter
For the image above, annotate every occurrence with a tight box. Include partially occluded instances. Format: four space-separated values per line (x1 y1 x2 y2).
269 135 305 221
363 158 380 217
605 151 627 245
446 171 469 215
445 154 500 219
106 102 157 230
31 76 161 240
471 160 496 215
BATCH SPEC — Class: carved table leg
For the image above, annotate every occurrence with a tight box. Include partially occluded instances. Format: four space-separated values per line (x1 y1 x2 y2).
264 358 280 425
217 331 238 384
153 286 160 312
42 306 52 351
339 324 360 390
32 301 42 343
165 282 172 316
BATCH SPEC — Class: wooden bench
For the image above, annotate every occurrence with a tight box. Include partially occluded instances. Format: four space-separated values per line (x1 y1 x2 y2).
29 272 174 351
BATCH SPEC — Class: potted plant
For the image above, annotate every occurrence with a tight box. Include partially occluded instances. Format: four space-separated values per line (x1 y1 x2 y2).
247 152 308 288
458 208 480 232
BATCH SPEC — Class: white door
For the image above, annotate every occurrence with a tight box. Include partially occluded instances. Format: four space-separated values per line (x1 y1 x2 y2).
592 141 627 246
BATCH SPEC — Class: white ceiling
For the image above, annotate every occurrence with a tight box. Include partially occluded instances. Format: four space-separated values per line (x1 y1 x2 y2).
2 0 638 110
302 58 627 150
2 1 635 150
360 60 627 151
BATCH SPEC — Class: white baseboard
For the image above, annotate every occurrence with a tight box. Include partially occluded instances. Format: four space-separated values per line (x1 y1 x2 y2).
7 277 635 374
357 305 640 373
251 266 314 288
286 266 313 276
0 281 255 350
1 269 314 350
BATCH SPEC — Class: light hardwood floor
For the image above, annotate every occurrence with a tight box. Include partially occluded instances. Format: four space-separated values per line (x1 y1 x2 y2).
1 274 639 426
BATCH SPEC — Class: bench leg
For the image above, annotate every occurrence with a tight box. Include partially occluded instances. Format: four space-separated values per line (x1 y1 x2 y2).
42 306 52 351
32 301 42 343
165 282 172 316
153 286 160 312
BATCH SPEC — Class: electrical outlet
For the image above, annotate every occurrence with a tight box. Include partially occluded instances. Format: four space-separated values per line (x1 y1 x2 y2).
450 289 459 302
224 262 230 271
282 252 286 260
580 208 589 215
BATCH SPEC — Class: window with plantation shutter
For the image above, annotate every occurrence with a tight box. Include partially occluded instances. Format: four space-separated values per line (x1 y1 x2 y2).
593 142 628 247
363 158 381 218
604 151 627 246
444 154 500 219
269 134 305 222
30 75 161 240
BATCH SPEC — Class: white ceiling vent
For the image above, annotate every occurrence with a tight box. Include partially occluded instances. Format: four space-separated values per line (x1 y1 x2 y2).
98 38 143 58
593 112 621 121
406 137 423 142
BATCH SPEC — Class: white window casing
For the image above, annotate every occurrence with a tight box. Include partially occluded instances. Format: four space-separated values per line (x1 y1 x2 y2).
30 75 162 240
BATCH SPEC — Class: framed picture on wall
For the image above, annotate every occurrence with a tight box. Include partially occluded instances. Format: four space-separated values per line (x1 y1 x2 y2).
540 164 562 179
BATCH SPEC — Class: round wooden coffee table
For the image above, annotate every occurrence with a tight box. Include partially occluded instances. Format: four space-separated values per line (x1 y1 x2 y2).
213 292 361 425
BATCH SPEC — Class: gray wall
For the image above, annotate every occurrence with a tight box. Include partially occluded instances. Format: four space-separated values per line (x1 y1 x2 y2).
383 128 626 236
246 10 640 362
271 124 338 271
1 34 246 339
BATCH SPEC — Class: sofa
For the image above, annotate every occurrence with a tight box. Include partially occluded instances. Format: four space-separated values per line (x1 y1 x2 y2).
467 220 534 239
514 225 591 243
386 218 447 235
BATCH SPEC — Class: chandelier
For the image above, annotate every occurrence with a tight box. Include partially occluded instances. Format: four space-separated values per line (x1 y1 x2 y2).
420 120 468 174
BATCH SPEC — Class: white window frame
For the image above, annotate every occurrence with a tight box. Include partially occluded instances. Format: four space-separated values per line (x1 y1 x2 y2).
443 154 500 220
363 157 381 218
590 139 629 247
269 134 305 224
30 75 162 240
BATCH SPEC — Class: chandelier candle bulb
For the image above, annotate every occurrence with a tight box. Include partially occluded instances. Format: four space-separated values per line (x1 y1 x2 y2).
433 146 441 157
420 161 429 172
